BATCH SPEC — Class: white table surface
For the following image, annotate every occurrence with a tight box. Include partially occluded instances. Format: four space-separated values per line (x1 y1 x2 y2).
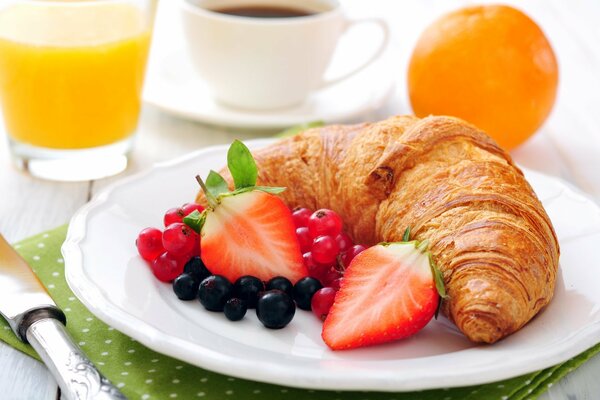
1 0 599 398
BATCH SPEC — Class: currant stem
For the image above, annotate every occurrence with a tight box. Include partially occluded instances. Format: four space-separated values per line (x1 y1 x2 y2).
196 175 218 209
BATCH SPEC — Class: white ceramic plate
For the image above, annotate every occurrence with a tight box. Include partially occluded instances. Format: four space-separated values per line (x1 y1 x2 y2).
63 139 600 392
142 1 397 128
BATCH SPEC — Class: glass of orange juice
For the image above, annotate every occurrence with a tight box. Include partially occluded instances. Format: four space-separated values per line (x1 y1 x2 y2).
0 0 155 181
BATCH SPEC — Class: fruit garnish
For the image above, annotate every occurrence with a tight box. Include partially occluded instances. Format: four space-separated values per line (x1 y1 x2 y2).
198 275 233 311
322 239 446 350
224 298 247 321
291 207 312 228
136 227 165 261
162 222 197 256
256 290 296 329
183 256 211 282
172 273 201 301
311 287 336 321
150 252 186 282
184 140 307 283
293 277 323 311
334 232 353 253
233 275 264 308
307 209 343 239
340 244 366 268
311 235 340 265
265 276 293 296
295 227 312 253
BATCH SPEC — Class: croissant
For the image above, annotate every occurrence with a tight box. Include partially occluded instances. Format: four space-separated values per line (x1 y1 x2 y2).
197 115 560 344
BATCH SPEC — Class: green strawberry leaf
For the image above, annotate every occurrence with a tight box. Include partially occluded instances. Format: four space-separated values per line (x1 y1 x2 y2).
206 170 229 198
221 185 287 198
195 175 218 209
276 121 324 138
430 256 447 299
402 226 411 242
183 209 207 234
253 186 286 194
227 139 257 189
429 254 447 319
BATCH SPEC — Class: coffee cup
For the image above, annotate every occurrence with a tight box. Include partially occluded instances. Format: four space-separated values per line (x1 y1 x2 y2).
181 0 389 110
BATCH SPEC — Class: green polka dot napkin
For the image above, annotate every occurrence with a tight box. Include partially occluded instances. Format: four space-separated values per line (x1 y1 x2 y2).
1 226 599 400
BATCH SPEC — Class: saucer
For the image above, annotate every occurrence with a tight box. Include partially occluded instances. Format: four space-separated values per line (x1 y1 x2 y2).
142 1 398 129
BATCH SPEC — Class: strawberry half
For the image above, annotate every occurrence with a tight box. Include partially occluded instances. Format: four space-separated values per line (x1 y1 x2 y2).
322 240 445 350
200 190 306 283
184 140 307 284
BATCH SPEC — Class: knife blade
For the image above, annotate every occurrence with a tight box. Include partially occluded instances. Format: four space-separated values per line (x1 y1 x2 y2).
0 234 126 400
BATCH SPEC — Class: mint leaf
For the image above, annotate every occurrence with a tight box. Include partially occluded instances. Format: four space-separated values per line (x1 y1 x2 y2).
183 210 206 234
227 140 257 189
402 226 411 242
276 121 324 138
206 170 229 198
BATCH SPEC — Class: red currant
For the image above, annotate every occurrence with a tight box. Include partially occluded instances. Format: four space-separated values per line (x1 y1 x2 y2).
191 232 201 257
320 267 342 288
342 244 367 267
303 252 328 278
164 207 185 227
311 287 337 321
150 252 186 282
296 227 312 253
162 222 197 256
136 227 165 261
292 207 312 228
307 209 343 238
311 235 339 265
182 203 205 216
335 232 353 253
330 277 343 291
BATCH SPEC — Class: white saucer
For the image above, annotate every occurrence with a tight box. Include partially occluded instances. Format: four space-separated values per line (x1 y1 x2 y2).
142 1 398 129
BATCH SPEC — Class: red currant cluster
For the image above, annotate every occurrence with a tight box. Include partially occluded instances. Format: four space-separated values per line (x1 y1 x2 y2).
292 207 367 320
136 203 204 282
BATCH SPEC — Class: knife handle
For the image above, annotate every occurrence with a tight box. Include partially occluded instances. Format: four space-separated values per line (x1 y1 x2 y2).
26 317 127 400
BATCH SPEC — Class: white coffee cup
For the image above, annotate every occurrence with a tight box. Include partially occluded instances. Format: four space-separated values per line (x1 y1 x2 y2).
181 0 389 110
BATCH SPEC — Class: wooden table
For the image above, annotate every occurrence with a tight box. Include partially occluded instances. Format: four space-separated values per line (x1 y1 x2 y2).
1 0 599 398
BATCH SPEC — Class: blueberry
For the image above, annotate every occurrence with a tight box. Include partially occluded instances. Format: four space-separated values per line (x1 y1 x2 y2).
198 275 233 311
233 275 264 308
184 256 211 281
256 290 295 329
172 273 200 300
293 277 323 310
265 276 293 296
224 298 247 321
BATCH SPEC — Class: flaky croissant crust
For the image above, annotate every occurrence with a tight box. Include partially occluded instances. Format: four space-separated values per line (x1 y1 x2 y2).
197 115 559 344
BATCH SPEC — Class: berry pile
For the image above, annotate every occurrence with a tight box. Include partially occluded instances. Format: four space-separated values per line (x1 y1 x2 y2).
173 257 323 329
135 203 204 282
136 201 363 325
135 140 445 350
293 207 366 289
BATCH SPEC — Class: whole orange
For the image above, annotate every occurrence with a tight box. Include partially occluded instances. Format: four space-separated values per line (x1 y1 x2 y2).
407 5 558 150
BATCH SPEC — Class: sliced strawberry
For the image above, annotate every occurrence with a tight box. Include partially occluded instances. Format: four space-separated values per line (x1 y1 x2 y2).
200 190 307 283
322 241 440 350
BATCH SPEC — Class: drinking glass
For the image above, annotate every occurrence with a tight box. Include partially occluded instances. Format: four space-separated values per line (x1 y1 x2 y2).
0 0 156 181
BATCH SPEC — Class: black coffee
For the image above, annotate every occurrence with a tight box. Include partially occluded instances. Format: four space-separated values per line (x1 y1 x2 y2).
213 5 314 18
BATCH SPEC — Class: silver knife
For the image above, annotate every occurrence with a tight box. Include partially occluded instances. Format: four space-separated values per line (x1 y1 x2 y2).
0 234 126 400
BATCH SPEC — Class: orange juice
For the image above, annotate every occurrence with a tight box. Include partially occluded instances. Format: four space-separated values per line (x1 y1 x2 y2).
0 2 151 149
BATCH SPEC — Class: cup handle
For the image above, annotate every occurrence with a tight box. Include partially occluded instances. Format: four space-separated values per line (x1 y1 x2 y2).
318 18 390 90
